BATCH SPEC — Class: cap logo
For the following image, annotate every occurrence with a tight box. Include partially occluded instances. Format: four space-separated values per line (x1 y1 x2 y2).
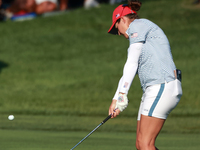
116 13 120 18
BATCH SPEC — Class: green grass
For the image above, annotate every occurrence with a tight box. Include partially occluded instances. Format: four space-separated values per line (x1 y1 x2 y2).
1 114 200 134
0 1 200 149
0 0 199 141
0 0 199 117
1 129 200 150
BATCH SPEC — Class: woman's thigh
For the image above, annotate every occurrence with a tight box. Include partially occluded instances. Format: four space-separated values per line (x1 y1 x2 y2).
136 115 165 149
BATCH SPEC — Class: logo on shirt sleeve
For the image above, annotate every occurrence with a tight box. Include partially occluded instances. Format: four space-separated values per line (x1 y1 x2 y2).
130 32 138 38
123 82 129 88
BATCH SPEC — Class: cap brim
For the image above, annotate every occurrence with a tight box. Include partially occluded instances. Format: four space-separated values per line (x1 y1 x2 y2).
108 23 118 35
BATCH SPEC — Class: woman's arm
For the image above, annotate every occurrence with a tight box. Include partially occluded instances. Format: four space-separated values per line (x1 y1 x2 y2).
109 42 143 117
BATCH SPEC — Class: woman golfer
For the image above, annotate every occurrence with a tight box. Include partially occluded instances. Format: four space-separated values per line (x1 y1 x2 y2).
108 0 182 149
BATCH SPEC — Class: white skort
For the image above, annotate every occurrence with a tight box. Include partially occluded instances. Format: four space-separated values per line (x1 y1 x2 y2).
137 79 182 120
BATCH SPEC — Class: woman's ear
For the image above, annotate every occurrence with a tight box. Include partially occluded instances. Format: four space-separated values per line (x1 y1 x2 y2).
121 16 131 27
121 16 129 25
121 16 126 24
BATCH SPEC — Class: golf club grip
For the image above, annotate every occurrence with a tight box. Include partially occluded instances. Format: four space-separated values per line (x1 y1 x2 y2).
102 114 111 124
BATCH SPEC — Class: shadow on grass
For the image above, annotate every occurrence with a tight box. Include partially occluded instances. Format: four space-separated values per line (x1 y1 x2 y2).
0 60 9 73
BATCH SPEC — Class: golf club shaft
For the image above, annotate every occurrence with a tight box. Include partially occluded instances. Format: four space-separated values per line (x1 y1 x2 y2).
70 114 112 150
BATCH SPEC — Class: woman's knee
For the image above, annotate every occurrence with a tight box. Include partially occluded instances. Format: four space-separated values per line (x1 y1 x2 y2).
137 135 155 150
135 138 140 150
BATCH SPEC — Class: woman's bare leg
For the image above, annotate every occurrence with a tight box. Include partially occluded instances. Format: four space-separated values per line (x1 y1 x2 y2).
136 115 165 150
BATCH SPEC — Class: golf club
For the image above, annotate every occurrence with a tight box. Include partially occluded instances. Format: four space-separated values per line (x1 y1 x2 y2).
70 114 112 150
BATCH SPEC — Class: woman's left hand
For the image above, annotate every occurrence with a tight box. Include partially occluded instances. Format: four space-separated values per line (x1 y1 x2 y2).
109 100 121 118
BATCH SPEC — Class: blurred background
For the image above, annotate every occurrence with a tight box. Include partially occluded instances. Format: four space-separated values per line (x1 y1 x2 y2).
0 0 200 150
0 0 127 21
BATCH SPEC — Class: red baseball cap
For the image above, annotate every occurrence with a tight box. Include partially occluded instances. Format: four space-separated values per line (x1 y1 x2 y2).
108 4 137 35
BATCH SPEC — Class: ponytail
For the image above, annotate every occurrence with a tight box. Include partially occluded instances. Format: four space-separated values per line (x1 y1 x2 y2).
125 0 142 20
128 0 142 12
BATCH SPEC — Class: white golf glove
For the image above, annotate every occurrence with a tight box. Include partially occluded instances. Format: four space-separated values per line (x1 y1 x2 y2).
115 93 129 112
